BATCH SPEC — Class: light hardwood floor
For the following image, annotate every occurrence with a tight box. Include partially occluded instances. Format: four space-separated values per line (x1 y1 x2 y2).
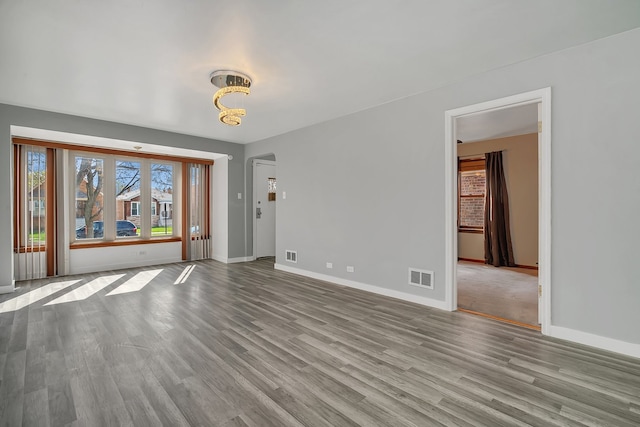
1 258 639 426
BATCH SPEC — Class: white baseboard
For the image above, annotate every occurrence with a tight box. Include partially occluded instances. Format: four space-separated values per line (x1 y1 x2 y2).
211 255 254 264
274 263 449 311
226 256 254 264
548 325 640 360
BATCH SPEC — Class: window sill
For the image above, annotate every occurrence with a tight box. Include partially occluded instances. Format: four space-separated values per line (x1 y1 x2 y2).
15 246 46 253
70 237 181 249
458 229 484 234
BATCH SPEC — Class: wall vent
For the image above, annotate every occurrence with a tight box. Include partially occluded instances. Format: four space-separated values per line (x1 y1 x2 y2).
408 268 434 289
285 250 298 263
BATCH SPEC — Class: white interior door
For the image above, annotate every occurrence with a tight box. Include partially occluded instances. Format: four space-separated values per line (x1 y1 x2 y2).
254 160 276 258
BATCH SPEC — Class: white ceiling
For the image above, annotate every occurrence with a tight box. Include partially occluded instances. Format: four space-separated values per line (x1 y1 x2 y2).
456 103 539 143
1 1 639 144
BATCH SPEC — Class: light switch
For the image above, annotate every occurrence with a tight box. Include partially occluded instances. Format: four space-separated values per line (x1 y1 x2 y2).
282 191 286 199
237 193 242 199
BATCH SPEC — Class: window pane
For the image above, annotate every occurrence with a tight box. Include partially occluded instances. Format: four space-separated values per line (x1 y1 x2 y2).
460 171 485 196
75 156 104 239
116 160 141 237
460 197 485 228
459 169 485 230
151 163 173 236
25 147 47 246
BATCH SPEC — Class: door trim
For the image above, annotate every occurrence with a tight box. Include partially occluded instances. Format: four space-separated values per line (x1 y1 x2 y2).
444 87 552 335
252 159 276 260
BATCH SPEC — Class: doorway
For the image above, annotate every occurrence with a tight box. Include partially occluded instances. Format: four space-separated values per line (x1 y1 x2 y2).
252 159 276 259
456 119 539 328
444 88 552 334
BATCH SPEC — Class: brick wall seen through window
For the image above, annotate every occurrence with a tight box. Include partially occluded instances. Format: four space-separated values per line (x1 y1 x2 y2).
459 159 485 231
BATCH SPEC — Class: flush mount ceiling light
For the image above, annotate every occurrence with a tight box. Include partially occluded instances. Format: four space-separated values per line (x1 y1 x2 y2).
210 70 252 126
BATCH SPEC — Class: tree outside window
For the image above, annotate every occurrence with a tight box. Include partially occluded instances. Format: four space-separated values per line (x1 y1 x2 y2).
75 156 104 239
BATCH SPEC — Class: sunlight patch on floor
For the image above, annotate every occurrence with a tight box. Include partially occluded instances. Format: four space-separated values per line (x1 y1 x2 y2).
0 279 82 313
174 265 195 285
44 274 125 306
106 269 163 296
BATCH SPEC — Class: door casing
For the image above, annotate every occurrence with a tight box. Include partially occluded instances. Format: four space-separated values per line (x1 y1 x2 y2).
444 88 552 334
252 159 276 259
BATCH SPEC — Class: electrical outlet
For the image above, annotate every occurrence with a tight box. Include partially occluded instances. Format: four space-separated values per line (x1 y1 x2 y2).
326 262 333 269
346 266 354 273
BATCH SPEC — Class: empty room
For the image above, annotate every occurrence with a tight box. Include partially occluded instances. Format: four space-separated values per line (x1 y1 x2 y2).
1 1 640 425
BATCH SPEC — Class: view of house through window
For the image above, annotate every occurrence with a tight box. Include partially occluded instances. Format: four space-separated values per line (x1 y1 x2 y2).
151 163 173 236
115 160 141 237
18 145 48 247
459 158 486 231
75 153 177 241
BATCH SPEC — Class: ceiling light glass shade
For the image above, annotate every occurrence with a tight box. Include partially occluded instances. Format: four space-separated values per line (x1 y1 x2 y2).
213 86 250 126
210 71 252 126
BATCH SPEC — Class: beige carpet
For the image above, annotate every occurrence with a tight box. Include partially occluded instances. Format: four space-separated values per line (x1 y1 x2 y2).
457 261 539 326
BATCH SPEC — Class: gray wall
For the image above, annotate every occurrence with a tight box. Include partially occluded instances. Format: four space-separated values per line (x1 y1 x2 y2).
0 103 246 289
245 28 640 345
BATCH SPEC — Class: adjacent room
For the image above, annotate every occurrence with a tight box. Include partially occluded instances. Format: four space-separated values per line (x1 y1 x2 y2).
1 1 639 425
455 104 540 329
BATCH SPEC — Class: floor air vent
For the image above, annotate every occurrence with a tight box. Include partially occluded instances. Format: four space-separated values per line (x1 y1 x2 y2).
409 268 434 289
285 250 298 263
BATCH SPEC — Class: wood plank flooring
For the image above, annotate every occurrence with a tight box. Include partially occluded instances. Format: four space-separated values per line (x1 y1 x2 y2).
1 258 639 426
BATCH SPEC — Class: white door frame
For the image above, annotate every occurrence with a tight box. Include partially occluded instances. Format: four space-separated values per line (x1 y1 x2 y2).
252 159 276 260
444 87 552 334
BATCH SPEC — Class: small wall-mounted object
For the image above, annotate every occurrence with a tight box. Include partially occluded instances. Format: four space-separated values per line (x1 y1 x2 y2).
285 250 297 263
408 268 434 289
